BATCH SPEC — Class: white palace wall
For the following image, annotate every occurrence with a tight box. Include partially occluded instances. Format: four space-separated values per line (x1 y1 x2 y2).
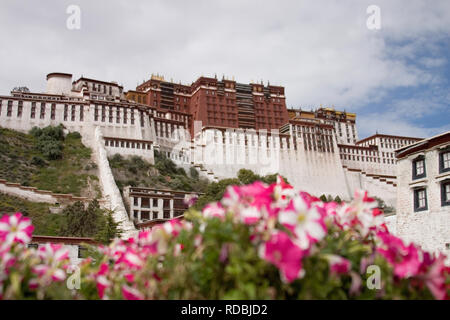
187 129 352 200
1 93 404 227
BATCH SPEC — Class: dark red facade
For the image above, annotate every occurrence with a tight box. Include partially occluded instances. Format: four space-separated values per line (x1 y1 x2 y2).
135 75 289 135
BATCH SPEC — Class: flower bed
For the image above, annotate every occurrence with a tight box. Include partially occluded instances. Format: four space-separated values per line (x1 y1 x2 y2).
1 177 449 299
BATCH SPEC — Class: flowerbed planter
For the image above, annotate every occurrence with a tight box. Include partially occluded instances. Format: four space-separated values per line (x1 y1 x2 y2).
0 177 448 300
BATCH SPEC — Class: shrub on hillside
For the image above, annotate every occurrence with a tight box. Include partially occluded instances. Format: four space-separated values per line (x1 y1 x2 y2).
30 125 65 160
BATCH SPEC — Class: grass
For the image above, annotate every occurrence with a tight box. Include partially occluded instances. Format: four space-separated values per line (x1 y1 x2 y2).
108 152 210 194
0 193 66 236
0 127 101 197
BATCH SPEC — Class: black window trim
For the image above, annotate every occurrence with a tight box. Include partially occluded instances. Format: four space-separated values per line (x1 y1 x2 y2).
441 180 450 207
439 147 450 174
413 187 428 212
412 155 426 180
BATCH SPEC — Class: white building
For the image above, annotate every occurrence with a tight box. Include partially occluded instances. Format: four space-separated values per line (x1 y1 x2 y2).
0 71 431 234
395 131 450 262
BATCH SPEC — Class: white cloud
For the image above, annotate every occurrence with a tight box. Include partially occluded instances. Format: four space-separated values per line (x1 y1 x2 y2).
0 0 448 137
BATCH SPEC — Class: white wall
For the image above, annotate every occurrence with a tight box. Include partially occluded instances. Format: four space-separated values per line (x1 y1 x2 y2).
396 144 450 264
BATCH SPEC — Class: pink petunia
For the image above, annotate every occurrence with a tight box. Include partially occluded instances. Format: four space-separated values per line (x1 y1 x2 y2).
376 231 421 278
326 254 351 275
96 263 111 299
260 231 305 283
417 252 449 300
0 213 34 245
278 197 326 250
202 202 226 219
122 285 144 300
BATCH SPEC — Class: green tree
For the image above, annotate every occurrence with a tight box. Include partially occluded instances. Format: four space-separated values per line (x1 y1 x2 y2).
95 209 121 244
237 169 261 185
60 200 102 237
30 125 65 160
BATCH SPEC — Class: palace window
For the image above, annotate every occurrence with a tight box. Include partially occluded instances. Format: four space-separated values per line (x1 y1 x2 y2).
439 149 450 173
413 188 428 212
80 105 84 121
94 105 99 121
71 105 76 121
109 106 113 123
101 105 106 122
163 211 170 219
51 104 56 120
40 103 45 119
7 101 12 117
116 108 121 123
412 156 426 180
17 101 23 117
31 102 36 118
441 181 450 207
64 104 68 121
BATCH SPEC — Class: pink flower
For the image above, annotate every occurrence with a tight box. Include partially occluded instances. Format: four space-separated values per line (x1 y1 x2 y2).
162 219 184 237
184 194 198 207
222 181 275 218
31 243 69 283
119 248 144 269
96 263 111 299
260 231 305 283
326 254 351 275
0 213 34 245
278 197 326 250
376 231 421 278
239 206 261 225
417 252 449 300
336 190 384 237
122 285 144 300
202 202 226 219
273 176 295 207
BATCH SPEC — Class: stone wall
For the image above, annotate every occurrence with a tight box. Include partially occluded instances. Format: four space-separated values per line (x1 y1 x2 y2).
93 126 137 239
396 145 450 264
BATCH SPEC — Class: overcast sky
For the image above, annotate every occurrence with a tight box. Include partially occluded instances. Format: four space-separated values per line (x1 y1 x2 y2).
0 0 449 139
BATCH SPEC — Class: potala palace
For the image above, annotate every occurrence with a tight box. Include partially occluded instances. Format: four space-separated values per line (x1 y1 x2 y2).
0 72 448 260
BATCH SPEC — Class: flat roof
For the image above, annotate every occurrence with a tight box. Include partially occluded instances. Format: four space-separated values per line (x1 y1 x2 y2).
396 131 450 159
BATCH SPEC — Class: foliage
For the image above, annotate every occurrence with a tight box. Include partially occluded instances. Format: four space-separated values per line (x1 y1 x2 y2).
59 199 117 240
0 193 65 236
373 196 395 214
0 127 99 197
30 125 65 160
1 180 448 300
95 209 122 245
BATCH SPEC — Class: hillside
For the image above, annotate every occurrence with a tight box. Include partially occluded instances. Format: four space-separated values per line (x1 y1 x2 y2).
109 151 210 193
0 126 101 197
0 193 65 236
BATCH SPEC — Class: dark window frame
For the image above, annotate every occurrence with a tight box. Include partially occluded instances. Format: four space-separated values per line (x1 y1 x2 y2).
441 180 450 207
413 187 428 212
412 155 426 180
439 148 450 173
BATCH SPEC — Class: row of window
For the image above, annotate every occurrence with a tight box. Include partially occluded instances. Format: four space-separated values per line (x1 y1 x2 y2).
412 150 450 180
413 181 450 212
